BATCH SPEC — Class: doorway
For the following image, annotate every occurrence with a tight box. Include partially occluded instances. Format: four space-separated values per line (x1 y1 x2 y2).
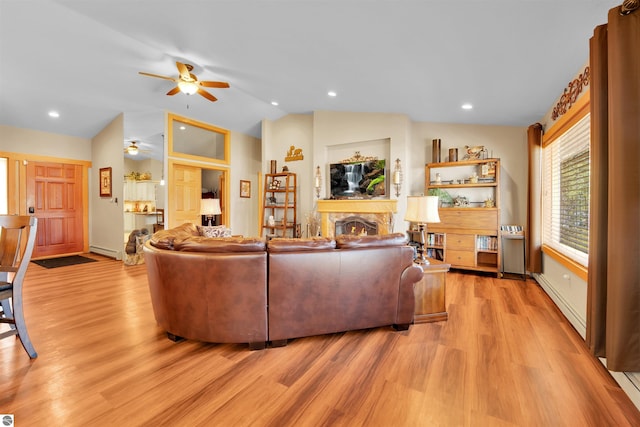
167 160 229 228
25 160 87 258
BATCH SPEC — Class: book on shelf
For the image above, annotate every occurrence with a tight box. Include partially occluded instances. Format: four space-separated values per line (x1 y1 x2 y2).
476 235 498 251
425 248 445 261
426 232 444 247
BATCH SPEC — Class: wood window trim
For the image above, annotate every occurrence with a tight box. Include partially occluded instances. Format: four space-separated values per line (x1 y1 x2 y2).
543 92 590 147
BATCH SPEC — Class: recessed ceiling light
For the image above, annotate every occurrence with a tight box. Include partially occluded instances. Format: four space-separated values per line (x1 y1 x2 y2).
271 101 279 106
461 103 473 110
328 91 337 97
48 111 60 118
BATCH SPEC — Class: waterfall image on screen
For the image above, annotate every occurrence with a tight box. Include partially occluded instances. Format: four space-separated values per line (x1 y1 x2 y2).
329 160 386 199
343 163 363 194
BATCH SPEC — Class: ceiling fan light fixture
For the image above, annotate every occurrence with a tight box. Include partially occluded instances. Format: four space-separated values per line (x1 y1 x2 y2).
178 81 198 95
128 146 139 155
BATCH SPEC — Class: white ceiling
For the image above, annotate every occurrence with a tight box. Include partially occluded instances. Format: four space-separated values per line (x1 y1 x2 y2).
0 0 617 159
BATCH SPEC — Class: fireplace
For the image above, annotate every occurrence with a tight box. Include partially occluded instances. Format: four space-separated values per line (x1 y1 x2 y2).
335 216 378 236
316 199 397 238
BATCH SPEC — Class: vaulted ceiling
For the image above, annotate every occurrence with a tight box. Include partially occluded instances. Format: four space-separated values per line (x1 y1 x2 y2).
0 0 617 156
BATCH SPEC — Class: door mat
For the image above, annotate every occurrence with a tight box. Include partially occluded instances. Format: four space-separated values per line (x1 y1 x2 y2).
31 255 98 269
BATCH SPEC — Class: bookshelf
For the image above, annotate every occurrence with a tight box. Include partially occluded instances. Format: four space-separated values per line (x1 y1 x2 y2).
425 158 501 276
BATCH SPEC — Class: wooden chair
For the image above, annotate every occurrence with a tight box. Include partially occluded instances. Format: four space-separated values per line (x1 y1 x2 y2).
153 208 164 233
0 215 38 358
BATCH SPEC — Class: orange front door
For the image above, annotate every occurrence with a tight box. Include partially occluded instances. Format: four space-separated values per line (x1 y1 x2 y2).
26 161 84 258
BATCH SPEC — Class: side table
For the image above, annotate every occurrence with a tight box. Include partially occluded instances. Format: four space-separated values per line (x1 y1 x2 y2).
414 258 450 323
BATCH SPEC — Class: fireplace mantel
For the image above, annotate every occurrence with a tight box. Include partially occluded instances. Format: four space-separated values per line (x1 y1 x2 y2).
317 199 397 238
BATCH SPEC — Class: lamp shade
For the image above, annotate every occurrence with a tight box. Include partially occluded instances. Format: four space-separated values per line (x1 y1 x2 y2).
200 198 221 216
404 196 440 223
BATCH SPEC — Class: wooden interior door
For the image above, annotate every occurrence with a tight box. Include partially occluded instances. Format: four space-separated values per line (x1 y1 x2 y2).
169 163 201 228
26 161 84 258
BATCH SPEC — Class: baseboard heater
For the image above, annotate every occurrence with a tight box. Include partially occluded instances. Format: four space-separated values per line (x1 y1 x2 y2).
90 245 122 260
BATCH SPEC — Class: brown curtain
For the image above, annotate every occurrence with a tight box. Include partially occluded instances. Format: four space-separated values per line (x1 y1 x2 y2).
586 4 640 372
526 123 543 273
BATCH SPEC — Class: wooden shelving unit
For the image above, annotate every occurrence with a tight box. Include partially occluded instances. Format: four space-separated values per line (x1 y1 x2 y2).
425 158 501 276
262 172 298 238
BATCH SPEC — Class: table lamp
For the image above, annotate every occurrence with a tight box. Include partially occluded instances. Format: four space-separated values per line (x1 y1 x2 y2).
200 198 221 226
404 195 440 264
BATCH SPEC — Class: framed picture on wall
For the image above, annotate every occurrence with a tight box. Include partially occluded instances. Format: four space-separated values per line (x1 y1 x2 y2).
240 180 251 198
100 167 112 197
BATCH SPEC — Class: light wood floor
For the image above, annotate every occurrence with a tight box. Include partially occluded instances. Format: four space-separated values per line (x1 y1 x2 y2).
1 254 639 426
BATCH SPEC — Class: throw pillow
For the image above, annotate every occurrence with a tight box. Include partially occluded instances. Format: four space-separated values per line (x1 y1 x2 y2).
197 225 232 238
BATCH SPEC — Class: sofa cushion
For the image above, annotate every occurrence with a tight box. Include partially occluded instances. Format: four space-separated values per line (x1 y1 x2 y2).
267 237 336 252
174 236 266 252
335 233 407 249
149 222 200 250
197 225 232 238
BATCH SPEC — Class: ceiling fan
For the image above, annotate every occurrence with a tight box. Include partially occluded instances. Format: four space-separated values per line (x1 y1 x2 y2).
124 141 149 156
139 61 230 102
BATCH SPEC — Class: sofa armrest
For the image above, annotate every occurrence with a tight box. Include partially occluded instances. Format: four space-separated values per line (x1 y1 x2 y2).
396 263 424 325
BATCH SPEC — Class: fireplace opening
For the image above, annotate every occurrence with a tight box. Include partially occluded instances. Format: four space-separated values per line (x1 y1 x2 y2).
335 216 378 236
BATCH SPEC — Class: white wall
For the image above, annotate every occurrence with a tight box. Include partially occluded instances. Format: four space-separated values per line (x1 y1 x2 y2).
90 114 125 259
0 125 91 160
229 130 262 237
262 114 314 235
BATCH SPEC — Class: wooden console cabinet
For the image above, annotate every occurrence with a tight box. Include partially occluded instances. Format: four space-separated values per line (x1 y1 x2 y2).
414 259 450 323
425 158 501 276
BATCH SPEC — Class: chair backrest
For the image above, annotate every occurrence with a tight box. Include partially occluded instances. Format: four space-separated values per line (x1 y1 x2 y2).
0 216 38 283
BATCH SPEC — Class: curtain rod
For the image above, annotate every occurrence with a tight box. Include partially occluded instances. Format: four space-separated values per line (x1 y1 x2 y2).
621 0 639 15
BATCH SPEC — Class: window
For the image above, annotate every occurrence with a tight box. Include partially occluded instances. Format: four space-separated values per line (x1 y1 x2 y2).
542 113 590 267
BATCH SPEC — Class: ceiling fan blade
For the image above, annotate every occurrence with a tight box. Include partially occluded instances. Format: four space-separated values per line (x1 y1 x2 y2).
138 71 177 82
197 88 218 102
199 81 230 88
166 86 180 96
176 62 191 81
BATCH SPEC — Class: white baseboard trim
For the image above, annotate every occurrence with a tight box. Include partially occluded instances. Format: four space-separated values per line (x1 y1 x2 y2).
533 273 640 412
533 273 586 338
90 245 122 260
602 360 640 411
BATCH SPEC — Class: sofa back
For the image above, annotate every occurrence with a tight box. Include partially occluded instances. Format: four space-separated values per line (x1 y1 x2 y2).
143 225 421 347
267 233 419 342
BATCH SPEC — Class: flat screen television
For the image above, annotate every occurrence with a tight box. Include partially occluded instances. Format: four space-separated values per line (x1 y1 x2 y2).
329 159 386 199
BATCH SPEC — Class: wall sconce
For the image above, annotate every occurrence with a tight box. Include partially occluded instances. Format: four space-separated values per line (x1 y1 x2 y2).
393 158 403 197
200 198 221 226
404 195 441 264
314 165 322 198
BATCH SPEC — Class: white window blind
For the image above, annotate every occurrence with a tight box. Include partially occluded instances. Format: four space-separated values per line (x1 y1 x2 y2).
542 113 590 267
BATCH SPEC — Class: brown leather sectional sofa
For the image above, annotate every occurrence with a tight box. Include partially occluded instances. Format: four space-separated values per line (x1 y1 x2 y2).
143 223 423 350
